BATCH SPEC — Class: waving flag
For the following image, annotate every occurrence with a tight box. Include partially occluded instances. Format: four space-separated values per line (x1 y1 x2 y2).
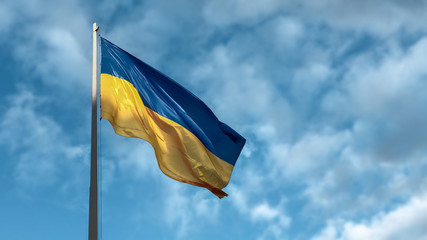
100 37 245 198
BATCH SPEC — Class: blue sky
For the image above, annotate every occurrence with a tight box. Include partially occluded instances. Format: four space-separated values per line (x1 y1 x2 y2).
1 0 427 239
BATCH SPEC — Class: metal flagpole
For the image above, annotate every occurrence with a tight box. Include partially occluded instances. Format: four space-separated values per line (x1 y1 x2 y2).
89 22 99 240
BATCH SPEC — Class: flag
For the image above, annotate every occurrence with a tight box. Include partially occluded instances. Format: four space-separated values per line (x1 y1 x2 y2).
100 37 246 198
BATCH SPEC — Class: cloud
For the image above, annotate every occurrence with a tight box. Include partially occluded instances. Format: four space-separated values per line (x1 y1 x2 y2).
0 89 88 208
203 0 285 27
162 182 221 239
13 27 90 92
187 4 427 239
0 2 14 33
271 35 427 221
189 40 295 138
237 36 427 231
268 129 352 179
250 201 291 240
312 193 427 240
322 37 427 161
2 0 91 97
251 203 281 221
227 183 291 240
296 0 427 36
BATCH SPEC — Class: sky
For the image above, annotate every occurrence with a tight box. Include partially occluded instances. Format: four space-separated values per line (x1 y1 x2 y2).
1 0 427 240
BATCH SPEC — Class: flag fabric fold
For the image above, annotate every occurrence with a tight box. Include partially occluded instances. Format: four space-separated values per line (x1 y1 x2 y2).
99 37 245 198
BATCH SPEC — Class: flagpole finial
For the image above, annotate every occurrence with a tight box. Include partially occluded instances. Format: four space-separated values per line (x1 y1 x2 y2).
93 22 99 32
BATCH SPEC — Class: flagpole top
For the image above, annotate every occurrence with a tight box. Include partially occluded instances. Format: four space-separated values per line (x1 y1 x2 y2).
93 23 99 32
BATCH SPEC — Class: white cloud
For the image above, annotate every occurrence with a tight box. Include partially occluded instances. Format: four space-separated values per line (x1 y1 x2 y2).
203 0 285 27
41 28 89 85
292 61 332 99
162 182 220 239
297 0 427 36
13 27 90 91
313 224 339 240
2 0 91 97
312 193 427 240
322 37 427 161
0 3 14 33
187 3 427 239
273 17 304 47
189 42 295 138
268 130 352 179
251 203 280 221
228 184 291 240
252 201 291 240
0 90 88 201
345 38 427 115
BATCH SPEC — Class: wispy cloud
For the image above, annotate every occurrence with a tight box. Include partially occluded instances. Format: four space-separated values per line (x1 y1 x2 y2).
0 89 89 209
162 182 221 239
312 193 427 240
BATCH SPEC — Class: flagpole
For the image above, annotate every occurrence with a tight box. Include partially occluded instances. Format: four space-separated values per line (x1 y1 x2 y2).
89 22 99 240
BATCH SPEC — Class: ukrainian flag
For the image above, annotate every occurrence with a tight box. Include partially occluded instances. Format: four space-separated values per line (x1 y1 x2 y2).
100 37 245 198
